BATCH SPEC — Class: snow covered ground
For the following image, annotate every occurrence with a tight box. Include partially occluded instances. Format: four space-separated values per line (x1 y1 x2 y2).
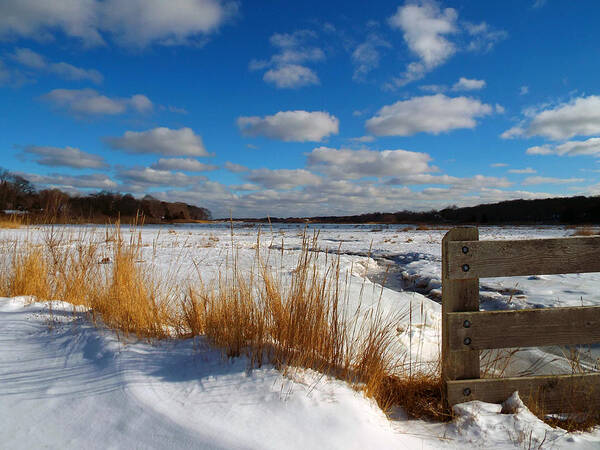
1 223 600 448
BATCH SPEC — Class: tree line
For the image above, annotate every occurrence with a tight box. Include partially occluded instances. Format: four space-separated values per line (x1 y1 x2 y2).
0 169 211 223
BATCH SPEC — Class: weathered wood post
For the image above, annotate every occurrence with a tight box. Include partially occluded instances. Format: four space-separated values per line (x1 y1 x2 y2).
441 227 480 400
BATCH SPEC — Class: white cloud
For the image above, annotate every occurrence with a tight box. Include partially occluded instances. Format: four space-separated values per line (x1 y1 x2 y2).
0 0 237 47
387 173 512 189
522 176 585 186
225 161 249 173
42 88 152 115
525 146 553 155
237 111 339 142
464 21 508 52
351 34 391 81
11 48 103 83
150 158 217 172
490 162 508 167
118 167 205 187
503 95 600 140
307 147 436 179
22 145 107 169
520 86 529 95
387 2 505 87
526 138 600 157
229 183 260 191
246 168 321 190
366 94 492 136
388 0 458 85
22 172 117 190
251 30 324 89
348 135 376 143
106 127 209 156
451 77 485 91
263 64 319 89
532 0 547 9
508 167 536 174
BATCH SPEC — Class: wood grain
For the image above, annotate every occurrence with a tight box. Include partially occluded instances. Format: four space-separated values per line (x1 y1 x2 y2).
447 306 600 350
446 236 600 279
447 373 600 412
442 227 480 383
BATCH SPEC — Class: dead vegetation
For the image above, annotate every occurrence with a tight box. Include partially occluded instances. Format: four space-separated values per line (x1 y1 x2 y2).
0 214 24 229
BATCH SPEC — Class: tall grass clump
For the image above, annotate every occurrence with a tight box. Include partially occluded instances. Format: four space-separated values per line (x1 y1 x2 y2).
0 223 176 340
0 214 23 229
182 231 447 420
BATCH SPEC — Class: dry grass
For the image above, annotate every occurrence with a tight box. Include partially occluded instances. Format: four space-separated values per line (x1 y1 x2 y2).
181 232 447 420
570 227 600 237
0 214 24 229
0 224 176 340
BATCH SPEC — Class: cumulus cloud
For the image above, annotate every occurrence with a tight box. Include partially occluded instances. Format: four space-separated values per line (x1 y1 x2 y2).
388 0 458 85
250 30 324 89
351 34 391 81
387 1 505 87
246 168 321 190
490 162 508 167
307 147 435 179
105 127 209 156
42 88 152 116
22 172 117 190
118 167 205 188
366 94 492 136
526 138 600 157
508 167 536 174
159 177 551 219
229 183 260 191
387 173 512 189
0 0 237 48
237 111 339 142
522 176 585 186
263 64 319 89
225 161 249 173
150 158 217 172
451 77 485 91
11 48 102 83
348 135 376 143
503 96 600 140
21 145 108 169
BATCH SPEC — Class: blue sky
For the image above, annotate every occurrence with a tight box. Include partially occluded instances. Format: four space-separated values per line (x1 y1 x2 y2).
1 0 600 218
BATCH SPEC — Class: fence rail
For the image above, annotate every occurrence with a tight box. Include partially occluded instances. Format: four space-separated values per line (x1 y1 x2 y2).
442 227 600 412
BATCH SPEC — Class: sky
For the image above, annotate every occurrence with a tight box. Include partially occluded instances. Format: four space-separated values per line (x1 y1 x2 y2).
1 0 600 218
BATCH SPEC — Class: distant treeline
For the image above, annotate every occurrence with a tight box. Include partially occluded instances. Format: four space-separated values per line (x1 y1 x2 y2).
0 169 211 223
238 196 600 225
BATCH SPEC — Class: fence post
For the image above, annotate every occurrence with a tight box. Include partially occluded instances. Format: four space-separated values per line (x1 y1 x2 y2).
442 227 480 395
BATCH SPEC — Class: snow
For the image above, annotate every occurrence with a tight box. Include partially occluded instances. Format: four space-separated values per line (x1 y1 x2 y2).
1 223 600 448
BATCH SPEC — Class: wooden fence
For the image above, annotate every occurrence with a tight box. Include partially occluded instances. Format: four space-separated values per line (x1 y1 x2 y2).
442 227 600 412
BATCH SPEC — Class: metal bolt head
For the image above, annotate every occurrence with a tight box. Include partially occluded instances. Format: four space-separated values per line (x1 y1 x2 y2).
464 337 472 345
463 387 471 396
463 319 471 328
462 264 470 272
461 246 469 254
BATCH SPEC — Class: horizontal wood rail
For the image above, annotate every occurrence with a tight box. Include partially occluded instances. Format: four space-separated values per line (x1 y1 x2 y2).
447 373 600 411
446 236 600 279
442 227 600 413
447 306 600 350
